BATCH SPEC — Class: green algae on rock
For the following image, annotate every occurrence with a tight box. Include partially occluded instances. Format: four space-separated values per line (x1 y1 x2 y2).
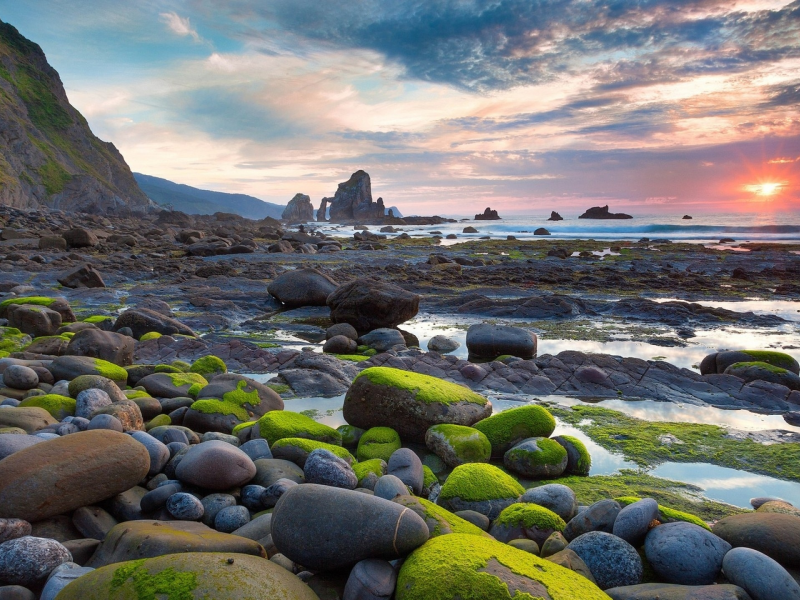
353 458 388 485
439 463 525 520
614 496 710 530
255 411 342 445
190 355 227 377
473 404 556 456
393 495 492 538
396 533 611 600
504 437 568 479
272 437 355 467
139 331 162 341
425 424 492 468
357 426 401 462
343 367 492 443
553 434 592 476
490 503 567 546
57 552 319 600
18 394 75 419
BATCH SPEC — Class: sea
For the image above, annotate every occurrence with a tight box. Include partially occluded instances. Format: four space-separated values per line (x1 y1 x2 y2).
316 212 800 245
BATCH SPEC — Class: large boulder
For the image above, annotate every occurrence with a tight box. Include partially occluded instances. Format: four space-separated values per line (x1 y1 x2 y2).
175 440 257 490
271 484 429 570
281 193 314 223
342 367 492 443
57 264 105 289
396 533 610 600
0 297 74 322
328 170 384 222
59 552 317 600
438 463 524 520
700 350 800 375
722 547 800 600
473 404 556 456
185 374 283 434
0 430 150 522
504 437 568 479
65 329 135 366
86 521 266 567
644 522 731 585
62 228 98 248
113 308 196 339
6 304 62 337
568 531 643 590
466 323 537 360
267 268 338 308
327 278 419 333
712 512 800 568
48 356 128 387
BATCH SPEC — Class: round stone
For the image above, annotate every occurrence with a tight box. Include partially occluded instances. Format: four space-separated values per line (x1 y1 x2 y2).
388 448 424 495
87 414 123 432
175 440 256 490
214 505 251 533
165 492 204 520
613 498 659 546
644 522 731 585
568 531 643 590
520 484 577 522
373 474 409 500
563 499 621 541
0 536 72 587
304 448 358 489
343 559 397 600
3 365 39 391
723 546 800 600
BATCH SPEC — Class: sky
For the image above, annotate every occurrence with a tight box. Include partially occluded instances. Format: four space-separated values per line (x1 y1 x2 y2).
1 0 799 215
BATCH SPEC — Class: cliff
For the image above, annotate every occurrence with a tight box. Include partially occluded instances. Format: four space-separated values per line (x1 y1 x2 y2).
0 20 153 213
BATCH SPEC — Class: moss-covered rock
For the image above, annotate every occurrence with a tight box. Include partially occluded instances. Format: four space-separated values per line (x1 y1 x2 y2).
337 424 365 447
701 349 800 375
18 394 75 419
82 315 114 325
553 435 592 476
190 355 227 377
272 437 355 467
425 424 491 468
0 296 74 322
504 437 568 479
0 326 31 355
49 355 129 387
439 463 525 520
396 533 610 600
137 372 208 399
57 552 318 600
146 414 171 430
474 405 556 456
357 426 401 462
353 458 388 488
139 331 162 341
489 503 567 546
255 410 341 445
724 361 800 390
393 495 492 538
343 367 492 443
615 496 710 531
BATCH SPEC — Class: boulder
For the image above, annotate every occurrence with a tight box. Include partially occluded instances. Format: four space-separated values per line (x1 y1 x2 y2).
474 404 556 456
396 534 609 600
424 424 491 468
357 427 401 462
563 499 621 541
427 335 460 353
185 374 283 433
175 440 257 490
722 546 800 600
724 361 800 390
0 536 72 588
606 584 752 600
700 350 799 375
304 448 358 489
281 193 314 223
137 372 207 398
343 367 492 443
65 329 135 366
113 308 196 339
57 265 105 289
712 512 800 568
613 498 660 547
520 484 578 522
271 484 429 570
2 365 38 390
358 328 407 352
466 323 537 360
323 335 358 354
268 268 338 308
0 430 150 522
6 304 61 337
86 521 266 567
0 407 57 433
48 356 128 387
504 436 568 479
553 434 592 475
59 552 317 600
645 522 730 585
327 278 420 333
489 503 566 547
438 463 524 520
568 531 643 589
250 410 341 445
62 228 98 247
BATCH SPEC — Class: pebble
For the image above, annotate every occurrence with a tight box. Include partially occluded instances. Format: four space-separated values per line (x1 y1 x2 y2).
2 366 38 391
87 414 123 432
214 505 251 533
200 494 237 527
387 448 423 495
74 389 111 419
130 431 170 477
166 492 205 520
304 448 358 489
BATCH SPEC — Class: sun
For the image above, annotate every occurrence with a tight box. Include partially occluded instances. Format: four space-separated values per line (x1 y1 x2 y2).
743 182 785 196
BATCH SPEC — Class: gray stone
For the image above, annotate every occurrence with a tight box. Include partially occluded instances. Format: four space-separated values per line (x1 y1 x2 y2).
0 585 36 599
231 513 272 541
268 268 338 308
166 492 204 520
2 366 37 391
613 498 659 546
453 511 490 531
387 448 423 495
271 484 429 571
563 499 621 541
606 583 752 600
200 494 237 527
140 483 182 514
214 505 250 533
427 335 460 353
241 485 268 511
722 546 800 600
568 531 642 590
130 431 170 477
466 323 537 360
359 329 406 353
323 335 358 354
175 440 256 490
240 439 272 461
327 278 420 334
39 564 94 600
373 475 408 500
71 506 117 541
261 478 298 508
327 323 358 341
0 434 44 460
252 458 305 488
0 520 31 544
645 522 731 585
520 484 577 521
304 448 358 489
87 413 123 432
0 536 72 587
343 559 396 600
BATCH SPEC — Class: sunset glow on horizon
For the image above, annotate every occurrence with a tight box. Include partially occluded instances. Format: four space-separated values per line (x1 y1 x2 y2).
1 0 798 215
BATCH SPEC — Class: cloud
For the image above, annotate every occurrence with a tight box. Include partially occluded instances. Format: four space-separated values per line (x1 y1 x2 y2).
160 12 201 42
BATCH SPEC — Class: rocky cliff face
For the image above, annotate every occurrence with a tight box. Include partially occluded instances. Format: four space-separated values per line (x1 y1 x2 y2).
0 21 153 214
328 170 385 223
281 193 314 222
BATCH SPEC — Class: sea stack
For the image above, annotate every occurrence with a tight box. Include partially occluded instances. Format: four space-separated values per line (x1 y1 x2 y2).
578 205 633 219
475 207 501 220
548 211 563 221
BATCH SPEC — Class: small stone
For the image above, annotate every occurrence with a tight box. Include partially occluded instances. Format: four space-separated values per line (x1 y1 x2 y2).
563 499 621 541
304 448 358 489
166 493 205 520
373 475 409 500
214 505 250 533
0 536 72 587
520 484 577 521
388 448 423 495
2 366 38 391
175 440 256 490
644 522 731 585
613 498 659 546
568 531 642 590
343 559 396 600
0 519 31 544
722 546 800 600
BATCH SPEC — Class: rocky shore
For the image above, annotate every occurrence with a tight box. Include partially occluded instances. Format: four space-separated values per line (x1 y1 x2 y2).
0 205 799 599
